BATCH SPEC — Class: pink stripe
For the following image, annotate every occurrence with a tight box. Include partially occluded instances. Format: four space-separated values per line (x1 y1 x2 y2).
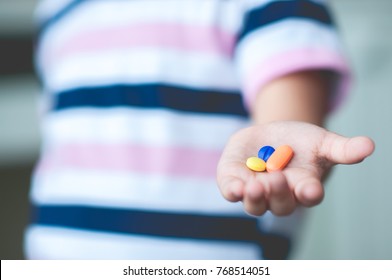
243 48 352 112
36 143 222 178
48 23 235 63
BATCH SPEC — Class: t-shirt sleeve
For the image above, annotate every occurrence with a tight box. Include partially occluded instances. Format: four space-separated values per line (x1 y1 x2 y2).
234 0 351 112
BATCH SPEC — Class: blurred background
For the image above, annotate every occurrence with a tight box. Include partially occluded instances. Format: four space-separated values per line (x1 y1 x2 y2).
0 0 391 259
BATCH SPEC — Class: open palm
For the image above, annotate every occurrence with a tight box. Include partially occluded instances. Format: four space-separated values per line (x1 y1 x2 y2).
217 121 375 216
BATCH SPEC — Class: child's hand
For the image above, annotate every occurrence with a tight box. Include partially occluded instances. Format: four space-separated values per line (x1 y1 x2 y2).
217 121 375 216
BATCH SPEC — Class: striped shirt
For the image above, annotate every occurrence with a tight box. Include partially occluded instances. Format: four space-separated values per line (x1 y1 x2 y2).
25 0 350 259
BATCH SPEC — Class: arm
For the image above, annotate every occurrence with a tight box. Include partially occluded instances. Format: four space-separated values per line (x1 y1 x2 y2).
217 70 375 216
251 70 331 126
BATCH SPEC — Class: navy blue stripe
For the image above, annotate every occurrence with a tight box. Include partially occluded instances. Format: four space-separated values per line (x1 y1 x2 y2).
238 0 334 42
33 206 261 241
53 84 249 117
32 205 291 259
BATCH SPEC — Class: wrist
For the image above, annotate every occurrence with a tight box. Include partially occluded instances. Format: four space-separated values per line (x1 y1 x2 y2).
250 70 334 127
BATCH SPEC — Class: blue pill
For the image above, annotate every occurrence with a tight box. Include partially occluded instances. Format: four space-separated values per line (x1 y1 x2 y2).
258 146 275 162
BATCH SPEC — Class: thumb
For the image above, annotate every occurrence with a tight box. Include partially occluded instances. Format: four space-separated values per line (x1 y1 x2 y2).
320 133 375 164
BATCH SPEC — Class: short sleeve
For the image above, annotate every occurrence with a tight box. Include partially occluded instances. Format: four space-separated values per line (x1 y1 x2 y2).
234 0 351 112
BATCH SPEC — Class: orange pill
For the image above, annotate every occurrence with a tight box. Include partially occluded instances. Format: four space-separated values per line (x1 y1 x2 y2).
266 145 294 172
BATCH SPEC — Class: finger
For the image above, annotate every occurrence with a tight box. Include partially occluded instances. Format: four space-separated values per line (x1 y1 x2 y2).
217 175 245 202
290 173 324 207
261 172 297 216
243 177 268 216
283 168 324 207
320 134 375 165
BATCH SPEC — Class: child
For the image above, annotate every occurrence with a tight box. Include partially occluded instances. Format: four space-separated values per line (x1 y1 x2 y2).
26 0 374 259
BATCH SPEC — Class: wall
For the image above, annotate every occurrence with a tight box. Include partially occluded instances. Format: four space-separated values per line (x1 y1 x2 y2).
293 0 392 259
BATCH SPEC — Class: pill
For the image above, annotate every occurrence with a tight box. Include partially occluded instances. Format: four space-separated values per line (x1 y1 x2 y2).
246 157 266 172
266 145 294 172
258 145 275 162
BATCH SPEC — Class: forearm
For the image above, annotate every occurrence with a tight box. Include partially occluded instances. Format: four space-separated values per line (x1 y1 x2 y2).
251 70 335 126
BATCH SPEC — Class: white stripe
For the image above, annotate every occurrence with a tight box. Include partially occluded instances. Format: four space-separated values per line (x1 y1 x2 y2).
40 48 240 93
38 0 241 54
241 0 273 11
259 209 304 237
31 169 247 215
235 18 343 80
42 108 248 150
25 225 261 259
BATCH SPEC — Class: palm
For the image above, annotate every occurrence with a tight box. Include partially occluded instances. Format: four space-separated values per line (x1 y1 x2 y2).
217 121 374 216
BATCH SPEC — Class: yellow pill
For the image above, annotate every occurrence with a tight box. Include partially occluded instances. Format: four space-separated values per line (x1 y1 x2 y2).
266 145 294 172
246 157 266 172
